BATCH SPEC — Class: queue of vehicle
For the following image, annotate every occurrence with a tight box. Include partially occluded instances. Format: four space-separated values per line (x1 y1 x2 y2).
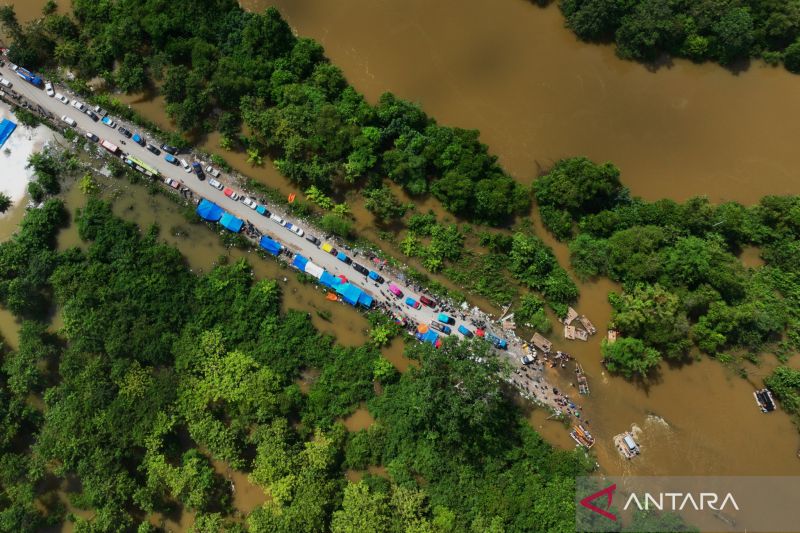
11 61 510 355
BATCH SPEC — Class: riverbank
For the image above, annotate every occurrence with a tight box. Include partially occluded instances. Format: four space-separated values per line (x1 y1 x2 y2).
0 68 584 432
0 105 55 211
5 0 800 484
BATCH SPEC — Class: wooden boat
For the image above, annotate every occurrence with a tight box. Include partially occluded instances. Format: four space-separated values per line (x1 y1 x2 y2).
754 388 776 413
713 511 736 528
613 431 640 459
531 332 552 353
570 424 595 449
564 306 579 326
578 315 597 335
576 363 590 395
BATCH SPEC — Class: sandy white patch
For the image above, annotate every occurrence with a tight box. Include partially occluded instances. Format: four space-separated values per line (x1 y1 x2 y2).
0 104 56 213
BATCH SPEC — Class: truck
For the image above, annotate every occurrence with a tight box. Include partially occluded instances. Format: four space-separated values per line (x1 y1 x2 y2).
486 333 508 350
430 321 452 335
14 67 42 87
100 139 120 155
123 156 159 178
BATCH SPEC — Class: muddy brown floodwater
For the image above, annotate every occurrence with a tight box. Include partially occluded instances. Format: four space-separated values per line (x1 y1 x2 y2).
246 0 800 478
257 0 800 204
5 0 800 497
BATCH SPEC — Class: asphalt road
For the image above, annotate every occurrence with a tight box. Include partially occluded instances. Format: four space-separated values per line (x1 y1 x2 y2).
0 63 573 397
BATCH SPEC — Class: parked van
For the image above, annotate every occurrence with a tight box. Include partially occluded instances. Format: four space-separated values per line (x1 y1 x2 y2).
388 283 403 297
437 313 455 325
61 115 76 127
419 295 436 308
457 325 474 338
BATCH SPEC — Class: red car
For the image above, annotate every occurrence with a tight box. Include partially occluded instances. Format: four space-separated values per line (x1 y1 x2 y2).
223 187 240 201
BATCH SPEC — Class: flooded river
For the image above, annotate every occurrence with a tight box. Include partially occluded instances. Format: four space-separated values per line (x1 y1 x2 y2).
244 0 800 477
5 0 800 496
254 0 800 204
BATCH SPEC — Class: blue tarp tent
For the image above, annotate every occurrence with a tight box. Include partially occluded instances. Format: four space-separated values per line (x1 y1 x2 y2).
336 283 363 306
319 271 338 289
421 330 439 346
196 199 223 222
0 119 17 148
292 254 308 271
219 212 244 233
358 293 374 308
256 205 267 215
259 236 282 256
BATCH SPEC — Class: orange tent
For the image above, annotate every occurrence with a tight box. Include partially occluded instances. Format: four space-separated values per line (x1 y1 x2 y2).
417 324 429 334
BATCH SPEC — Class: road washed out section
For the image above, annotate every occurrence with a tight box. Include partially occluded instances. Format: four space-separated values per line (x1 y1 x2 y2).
0 59 588 438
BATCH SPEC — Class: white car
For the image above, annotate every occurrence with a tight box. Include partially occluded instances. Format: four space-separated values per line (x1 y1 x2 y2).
45 82 54 96
0 78 11 88
290 225 304 237
269 213 285 226
205 165 221 178
243 198 258 210
71 100 86 111
61 115 76 127
207 178 223 190
54 93 69 104
179 158 192 173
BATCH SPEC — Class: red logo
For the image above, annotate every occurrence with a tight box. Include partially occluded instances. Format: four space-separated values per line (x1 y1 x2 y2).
580 484 617 521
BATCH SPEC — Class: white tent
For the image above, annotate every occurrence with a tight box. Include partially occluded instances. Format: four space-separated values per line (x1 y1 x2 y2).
305 261 324 279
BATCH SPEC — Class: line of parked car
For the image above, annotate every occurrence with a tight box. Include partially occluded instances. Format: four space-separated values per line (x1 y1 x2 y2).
26 69 501 346
38 78 404 297
45 78 507 349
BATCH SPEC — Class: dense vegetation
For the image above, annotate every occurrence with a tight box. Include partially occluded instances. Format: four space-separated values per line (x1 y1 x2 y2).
0 0 528 226
766 366 800 420
0 0 578 320
0 197 590 531
559 0 800 72
537 157 800 378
